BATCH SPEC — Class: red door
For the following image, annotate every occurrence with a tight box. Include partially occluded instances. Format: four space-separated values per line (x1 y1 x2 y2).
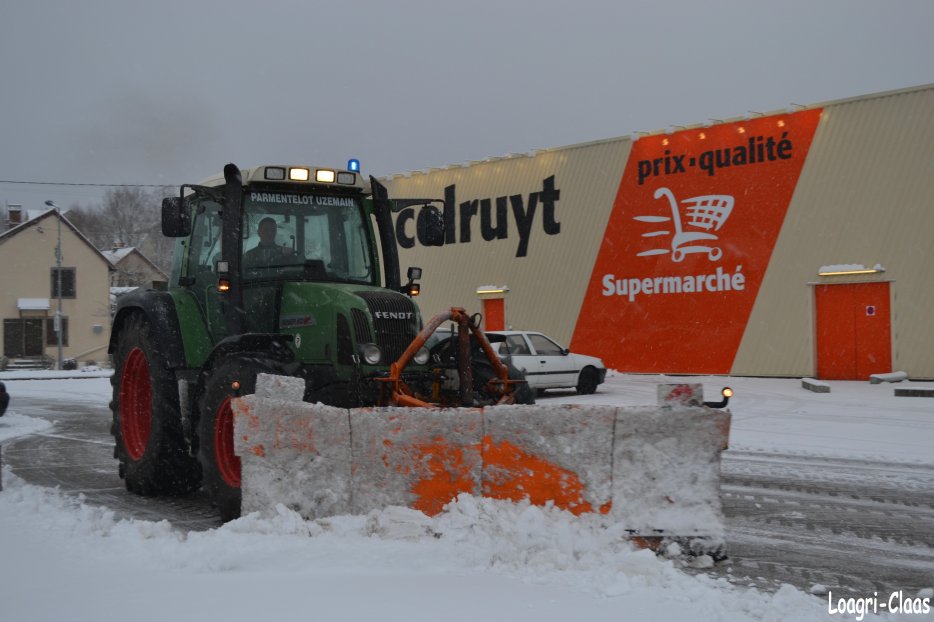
482 298 505 331
815 282 892 380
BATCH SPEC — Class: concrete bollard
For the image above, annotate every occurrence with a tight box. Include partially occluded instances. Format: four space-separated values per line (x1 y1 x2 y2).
802 378 831 393
870 371 909 384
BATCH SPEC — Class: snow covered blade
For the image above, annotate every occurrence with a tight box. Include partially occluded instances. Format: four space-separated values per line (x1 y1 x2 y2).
232 375 730 552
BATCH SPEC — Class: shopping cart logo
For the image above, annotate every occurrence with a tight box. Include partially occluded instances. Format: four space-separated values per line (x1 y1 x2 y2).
634 187 734 262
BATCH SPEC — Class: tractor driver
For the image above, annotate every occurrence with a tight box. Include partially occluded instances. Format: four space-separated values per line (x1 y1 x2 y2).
243 217 296 267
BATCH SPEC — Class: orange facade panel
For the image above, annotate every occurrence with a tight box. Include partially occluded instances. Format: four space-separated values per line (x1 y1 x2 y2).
571 109 821 374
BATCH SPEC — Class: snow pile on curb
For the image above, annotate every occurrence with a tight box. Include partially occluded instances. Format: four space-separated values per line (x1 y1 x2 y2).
0 471 839 621
0 412 53 442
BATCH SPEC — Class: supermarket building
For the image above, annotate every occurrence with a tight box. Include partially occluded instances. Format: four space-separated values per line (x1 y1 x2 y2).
384 84 934 380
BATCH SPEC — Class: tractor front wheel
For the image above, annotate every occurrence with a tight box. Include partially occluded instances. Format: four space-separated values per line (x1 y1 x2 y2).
198 358 284 522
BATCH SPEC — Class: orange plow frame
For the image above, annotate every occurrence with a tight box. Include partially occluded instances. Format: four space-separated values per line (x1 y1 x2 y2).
376 307 524 408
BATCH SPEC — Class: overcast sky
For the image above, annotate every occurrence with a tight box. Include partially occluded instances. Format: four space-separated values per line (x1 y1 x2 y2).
1 0 932 210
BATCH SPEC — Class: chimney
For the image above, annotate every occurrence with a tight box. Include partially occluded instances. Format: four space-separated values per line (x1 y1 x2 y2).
7 204 23 230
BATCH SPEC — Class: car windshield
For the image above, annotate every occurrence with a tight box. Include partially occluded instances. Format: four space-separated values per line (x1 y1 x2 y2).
240 192 375 284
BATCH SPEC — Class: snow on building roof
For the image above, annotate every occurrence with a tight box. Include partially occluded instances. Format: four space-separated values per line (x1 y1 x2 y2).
101 247 136 265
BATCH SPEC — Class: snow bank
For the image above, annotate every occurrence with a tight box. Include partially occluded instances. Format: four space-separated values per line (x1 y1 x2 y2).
2 373 928 620
0 469 836 622
0 412 53 443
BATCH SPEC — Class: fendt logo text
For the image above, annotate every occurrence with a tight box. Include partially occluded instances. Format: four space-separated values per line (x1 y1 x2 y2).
374 311 415 321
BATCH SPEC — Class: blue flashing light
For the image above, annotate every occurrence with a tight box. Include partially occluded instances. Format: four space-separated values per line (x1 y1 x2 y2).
347 158 360 172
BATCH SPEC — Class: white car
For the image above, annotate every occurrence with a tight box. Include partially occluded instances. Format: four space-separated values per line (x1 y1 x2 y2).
486 331 606 395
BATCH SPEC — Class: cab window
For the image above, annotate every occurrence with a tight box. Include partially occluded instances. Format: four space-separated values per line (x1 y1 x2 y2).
187 201 222 274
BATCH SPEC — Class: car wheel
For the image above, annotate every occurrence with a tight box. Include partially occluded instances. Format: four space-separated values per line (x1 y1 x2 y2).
576 367 599 395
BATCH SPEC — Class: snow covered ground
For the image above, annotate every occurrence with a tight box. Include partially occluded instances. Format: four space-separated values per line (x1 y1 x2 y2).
549 372 934 466
1 372 931 621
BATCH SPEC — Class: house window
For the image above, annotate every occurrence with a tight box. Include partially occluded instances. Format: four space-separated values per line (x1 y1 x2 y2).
45 317 69 347
51 267 77 298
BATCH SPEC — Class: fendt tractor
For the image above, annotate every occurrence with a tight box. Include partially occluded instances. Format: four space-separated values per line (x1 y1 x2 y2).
109 163 528 520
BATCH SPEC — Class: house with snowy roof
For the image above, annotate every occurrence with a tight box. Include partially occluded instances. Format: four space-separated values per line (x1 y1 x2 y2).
0 206 113 369
101 244 167 288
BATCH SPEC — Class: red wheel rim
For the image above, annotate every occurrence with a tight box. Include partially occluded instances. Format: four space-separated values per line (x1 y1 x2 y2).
119 347 152 461
214 396 241 488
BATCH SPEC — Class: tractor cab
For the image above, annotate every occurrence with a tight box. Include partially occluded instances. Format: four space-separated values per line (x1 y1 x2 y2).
168 169 380 342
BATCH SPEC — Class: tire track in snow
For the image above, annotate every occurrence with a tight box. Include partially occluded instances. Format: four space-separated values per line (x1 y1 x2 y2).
715 451 934 593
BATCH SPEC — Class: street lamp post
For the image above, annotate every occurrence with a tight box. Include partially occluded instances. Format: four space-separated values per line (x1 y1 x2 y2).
44 200 64 370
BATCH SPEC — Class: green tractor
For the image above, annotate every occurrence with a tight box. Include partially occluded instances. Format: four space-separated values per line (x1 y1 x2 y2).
109 162 526 521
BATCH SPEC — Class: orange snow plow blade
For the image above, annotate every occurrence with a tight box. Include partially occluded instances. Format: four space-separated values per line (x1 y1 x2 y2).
232 375 731 556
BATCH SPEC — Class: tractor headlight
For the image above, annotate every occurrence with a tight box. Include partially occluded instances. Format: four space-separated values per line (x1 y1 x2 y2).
289 167 310 181
360 343 382 365
315 169 336 183
413 346 430 366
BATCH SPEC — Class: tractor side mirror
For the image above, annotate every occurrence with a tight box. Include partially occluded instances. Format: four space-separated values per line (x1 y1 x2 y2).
161 197 192 237
416 206 444 247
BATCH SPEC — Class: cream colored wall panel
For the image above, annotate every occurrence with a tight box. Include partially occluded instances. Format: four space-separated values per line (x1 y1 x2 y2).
734 85 934 377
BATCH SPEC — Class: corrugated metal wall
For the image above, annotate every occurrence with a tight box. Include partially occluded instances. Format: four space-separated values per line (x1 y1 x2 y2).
385 138 632 348
385 84 934 378
733 84 934 378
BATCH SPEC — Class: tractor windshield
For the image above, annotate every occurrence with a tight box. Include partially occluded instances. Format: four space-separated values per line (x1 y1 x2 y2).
241 192 376 285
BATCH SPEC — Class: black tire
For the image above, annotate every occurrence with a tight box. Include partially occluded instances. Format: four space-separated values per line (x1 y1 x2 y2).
427 334 535 405
576 366 599 395
110 312 201 495
510 364 537 405
197 357 284 522
0 381 9 417
472 356 536 405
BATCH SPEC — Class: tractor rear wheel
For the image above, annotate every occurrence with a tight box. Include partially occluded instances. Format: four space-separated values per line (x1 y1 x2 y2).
110 312 200 495
198 358 284 522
